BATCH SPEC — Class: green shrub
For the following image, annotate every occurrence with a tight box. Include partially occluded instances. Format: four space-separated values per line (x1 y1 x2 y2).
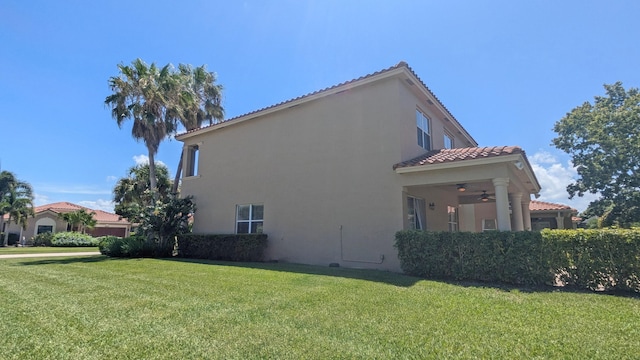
543 228 640 292
395 230 555 286
395 229 640 293
32 232 54 247
177 234 268 262
99 235 173 258
51 232 98 247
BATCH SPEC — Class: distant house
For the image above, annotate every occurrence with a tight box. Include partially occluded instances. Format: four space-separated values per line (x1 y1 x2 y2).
175 61 542 271
3 202 131 239
529 200 579 230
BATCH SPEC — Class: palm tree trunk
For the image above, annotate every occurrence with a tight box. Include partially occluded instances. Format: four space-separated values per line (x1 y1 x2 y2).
171 147 184 195
148 151 159 201
3 220 10 246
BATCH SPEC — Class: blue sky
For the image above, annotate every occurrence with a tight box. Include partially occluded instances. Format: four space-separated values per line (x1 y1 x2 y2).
1 0 639 213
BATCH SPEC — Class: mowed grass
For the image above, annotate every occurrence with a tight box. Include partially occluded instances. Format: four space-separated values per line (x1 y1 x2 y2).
1 257 639 359
0 246 99 254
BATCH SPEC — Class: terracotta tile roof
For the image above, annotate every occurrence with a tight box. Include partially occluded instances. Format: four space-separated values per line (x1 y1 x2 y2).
393 146 523 170
529 200 576 212
34 202 129 224
177 61 475 144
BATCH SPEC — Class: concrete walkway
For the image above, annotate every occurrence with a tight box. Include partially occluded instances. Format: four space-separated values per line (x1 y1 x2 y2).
0 252 101 259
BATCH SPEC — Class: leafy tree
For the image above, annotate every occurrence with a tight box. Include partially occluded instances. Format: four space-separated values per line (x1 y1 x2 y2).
59 209 97 234
113 163 172 223
171 64 224 193
105 59 182 199
552 82 640 227
138 195 195 257
0 171 34 246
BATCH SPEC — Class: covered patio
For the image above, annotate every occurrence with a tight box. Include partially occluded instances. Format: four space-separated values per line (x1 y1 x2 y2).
394 146 542 232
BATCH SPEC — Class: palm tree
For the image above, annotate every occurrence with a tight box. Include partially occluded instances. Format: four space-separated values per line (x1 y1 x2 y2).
59 209 97 234
113 163 172 223
105 59 182 199
171 64 224 194
1 173 34 246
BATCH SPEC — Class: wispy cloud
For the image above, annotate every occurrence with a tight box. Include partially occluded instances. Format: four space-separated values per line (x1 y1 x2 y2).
33 193 50 206
78 199 115 213
133 154 166 167
529 151 599 212
106 175 118 182
34 184 112 195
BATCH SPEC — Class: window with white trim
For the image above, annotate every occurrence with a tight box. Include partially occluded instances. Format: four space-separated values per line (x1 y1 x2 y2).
416 109 431 150
236 204 264 234
407 196 426 230
447 206 458 232
185 144 199 177
444 132 454 149
482 219 497 231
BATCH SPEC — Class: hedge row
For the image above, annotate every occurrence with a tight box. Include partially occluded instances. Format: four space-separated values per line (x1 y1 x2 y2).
177 234 268 262
395 229 640 293
98 236 173 258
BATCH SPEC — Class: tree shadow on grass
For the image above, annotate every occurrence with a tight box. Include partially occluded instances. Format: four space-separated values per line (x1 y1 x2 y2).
431 278 640 299
165 258 422 287
13 255 114 266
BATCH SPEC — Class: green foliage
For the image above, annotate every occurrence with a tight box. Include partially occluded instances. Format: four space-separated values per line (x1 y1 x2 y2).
138 195 195 255
32 232 54 247
396 229 640 293
552 82 640 227
50 232 98 247
113 163 173 223
543 228 640 292
0 170 35 246
177 234 268 262
99 235 172 258
59 209 97 233
395 231 554 285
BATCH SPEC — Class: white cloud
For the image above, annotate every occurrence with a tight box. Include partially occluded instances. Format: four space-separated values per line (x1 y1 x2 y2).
529 151 599 212
34 184 111 195
106 175 118 182
77 199 116 213
33 193 50 206
133 154 166 167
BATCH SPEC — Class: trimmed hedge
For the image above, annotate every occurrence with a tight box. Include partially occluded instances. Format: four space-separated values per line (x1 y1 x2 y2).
51 232 99 247
177 234 268 262
395 229 640 293
98 235 173 258
544 228 640 292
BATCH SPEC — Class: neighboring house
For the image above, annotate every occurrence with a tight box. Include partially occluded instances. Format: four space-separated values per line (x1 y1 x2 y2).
176 61 542 271
529 200 578 230
3 202 131 240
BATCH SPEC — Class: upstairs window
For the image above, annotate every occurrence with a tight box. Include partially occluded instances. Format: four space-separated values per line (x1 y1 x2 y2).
236 204 264 234
185 144 199 177
416 109 431 150
444 132 454 149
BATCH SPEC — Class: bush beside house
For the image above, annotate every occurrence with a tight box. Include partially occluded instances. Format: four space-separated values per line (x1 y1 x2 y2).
177 234 268 262
395 229 640 293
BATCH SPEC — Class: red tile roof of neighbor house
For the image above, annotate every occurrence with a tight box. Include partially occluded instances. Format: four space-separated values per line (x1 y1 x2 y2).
393 146 523 169
177 61 476 144
529 200 576 212
34 202 129 224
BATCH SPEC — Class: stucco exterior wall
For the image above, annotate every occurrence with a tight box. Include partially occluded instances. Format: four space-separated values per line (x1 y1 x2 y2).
181 75 473 271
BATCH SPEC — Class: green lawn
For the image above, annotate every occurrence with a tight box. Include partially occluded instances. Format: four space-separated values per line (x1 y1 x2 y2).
0 246 99 254
0 257 638 359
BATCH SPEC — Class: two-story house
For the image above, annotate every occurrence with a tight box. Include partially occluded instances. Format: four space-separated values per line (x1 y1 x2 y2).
176 61 541 271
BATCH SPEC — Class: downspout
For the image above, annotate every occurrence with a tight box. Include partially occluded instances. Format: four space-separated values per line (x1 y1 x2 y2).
339 225 384 264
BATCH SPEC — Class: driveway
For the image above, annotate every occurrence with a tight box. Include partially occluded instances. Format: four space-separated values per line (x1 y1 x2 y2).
0 252 101 259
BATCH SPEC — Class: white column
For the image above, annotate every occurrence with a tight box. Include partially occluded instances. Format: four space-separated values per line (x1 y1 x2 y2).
493 178 511 231
522 197 532 231
511 192 524 231
556 212 565 229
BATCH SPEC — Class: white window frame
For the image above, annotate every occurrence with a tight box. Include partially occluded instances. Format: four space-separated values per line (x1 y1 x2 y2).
444 132 454 149
416 109 431 151
236 204 264 234
185 144 200 177
482 219 497 231
447 206 458 232
407 196 426 230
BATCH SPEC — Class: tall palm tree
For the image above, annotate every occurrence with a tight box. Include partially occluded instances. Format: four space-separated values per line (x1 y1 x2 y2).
171 64 224 194
105 59 182 199
1 173 34 246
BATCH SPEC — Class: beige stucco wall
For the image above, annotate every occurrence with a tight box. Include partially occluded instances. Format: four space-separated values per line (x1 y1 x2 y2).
180 74 470 271
4 211 67 240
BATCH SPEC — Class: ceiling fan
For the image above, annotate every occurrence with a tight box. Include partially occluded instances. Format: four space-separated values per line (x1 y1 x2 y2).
478 190 496 202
